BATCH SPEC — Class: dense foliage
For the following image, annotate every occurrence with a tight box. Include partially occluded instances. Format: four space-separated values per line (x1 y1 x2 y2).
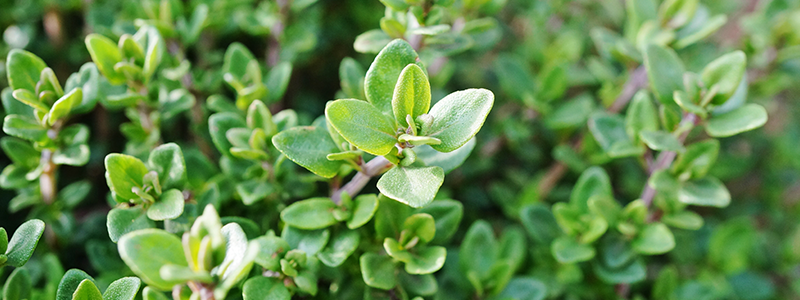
0 0 797 299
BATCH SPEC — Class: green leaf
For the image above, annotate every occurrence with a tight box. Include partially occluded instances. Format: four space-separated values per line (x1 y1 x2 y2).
253 235 290 271
141 287 169 300
644 44 685 104
223 42 257 83
398 272 438 297
459 220 497 279
417 199 463 244
520 204 562 244
701 51 746 105
377 166 444 208
3 268 31 300
142 27 163 81
11 89 48 112
426 89 494 152
593 258 646 284
317 229 360 267
272 126 343 178
662 211 704 230
588 113 641 158
354 29 393 54
46 88 83 125
493 277 547 300
247 100 277 136
360 253 397 290
403 246 446 274
2 115 48 142
570 167 613 211
218 224 259 290
403 213 436 244
392 64 430 128
209 112 247 157
73 279 103 300
632 222 675 255
365 39 420 114
5 219 45 267
242 277 291 300
147 143 187 190
281 226 329 256
0 228 6 254
102 277 141 300
105 154 149 201
56 269 94 300
64 63 100 114
705 103 767 138
340 57 366 99
266 62 293 103
639 130 684 152
85 34 126 85
672 140 719 179
117 229 188 291
625 91 659 142
551 236 595 263
147 189 185 220
1 137 40 169
158 265 212 283
325 99 397 156
280 198 338 230
678 177 731 207
347 194 379 229
107 207 154 243
6 49 48 93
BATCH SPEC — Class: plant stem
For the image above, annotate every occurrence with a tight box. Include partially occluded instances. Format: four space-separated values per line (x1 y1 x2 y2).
331 156 393 205
538 66 648 200
640 113 698 207
39 149 57 205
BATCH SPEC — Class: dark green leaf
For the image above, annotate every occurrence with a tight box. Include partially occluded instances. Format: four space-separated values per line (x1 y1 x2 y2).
242 277 291 300
209 112 247 157
347 194 379 229
317 229 360 267
107 207 155 243
340 57 366 99
360 253 397 290
551 236 595 263
56 269 94 300
570 167 613 211
2 268 31 300
459 220 497 279
281 226 329 256
639 130 684 152
417 199 463 244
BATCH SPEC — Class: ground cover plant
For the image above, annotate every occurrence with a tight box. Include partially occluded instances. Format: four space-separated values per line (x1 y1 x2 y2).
0 0 798 299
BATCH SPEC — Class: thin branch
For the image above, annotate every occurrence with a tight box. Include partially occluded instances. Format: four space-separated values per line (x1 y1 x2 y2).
331 156 393 205
538 66 648 200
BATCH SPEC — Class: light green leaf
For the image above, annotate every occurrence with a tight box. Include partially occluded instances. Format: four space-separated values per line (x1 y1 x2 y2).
102 277 141 300
339 57 366 100
701 51 746 105
360 253 397 290
644 44 685 104
5 219 45 267
589 113 641 158
147 189 185 221
208 112 247 157
551 236 595 263
223 42 257 83
118 229 188 291
593 258 646 284
377 166 444 208
364 39 420 114
107 207 154 243
403 246 446 274
671 139 719 179
662 211 704 230
354 29 393 54
281 226 329 256
493 277 547 300
325 99 397 156
3 115 48 142
414 137 475 174
1 137 40 169
280 198 338 230
417 199 463 244
347 194 379 229
11 89 48 112
247 100 277 136
570 167 613 211
272 126 343 178
678 177 731 207
705 103 767 138
632 222 675 255
141 287 169 300
392 64 430 128
6 49 48 92
266 62 292 103
426 89 494 152
72 279 103 300
46 88 82 125
147 143 187 190
85 34 126 85
403 213 436 244
639 130 684 152
105 154 149 200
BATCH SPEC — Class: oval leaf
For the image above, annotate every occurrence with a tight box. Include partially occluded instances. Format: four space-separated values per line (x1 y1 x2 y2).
364 39 420 114
377 166 444 208
280 198 338 230
272 126 344 178
705 103 767 138
105 154 149 201
392 64 431 128
117 229 187 291
325 99 397 156
5 219 45 267
427 89 494 153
